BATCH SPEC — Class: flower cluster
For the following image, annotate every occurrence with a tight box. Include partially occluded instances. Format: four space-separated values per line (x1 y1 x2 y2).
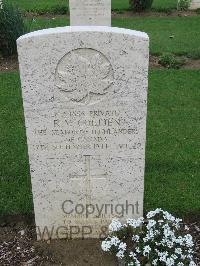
101 209 196 266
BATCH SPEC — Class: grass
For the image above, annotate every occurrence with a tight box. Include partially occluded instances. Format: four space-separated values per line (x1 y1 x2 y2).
9 0 129 13
0 72 33 214
113 16 200 56
10 0 177 12
0 70 199 216
152 0 177 11
10 0 68 14
145 70 200 215
28 16 200 57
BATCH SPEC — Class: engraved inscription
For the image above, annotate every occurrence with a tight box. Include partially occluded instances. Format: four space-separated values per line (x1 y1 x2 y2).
69 0 111 26
55 48 114 105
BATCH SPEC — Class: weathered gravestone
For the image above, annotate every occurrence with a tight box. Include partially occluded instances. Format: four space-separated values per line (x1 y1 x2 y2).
17 3 149 240
69 0 111 26
189 0 200 9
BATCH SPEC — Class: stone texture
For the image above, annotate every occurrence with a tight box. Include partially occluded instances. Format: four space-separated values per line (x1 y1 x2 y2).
17 26 149 240
189 0 200 9
69 0 111 26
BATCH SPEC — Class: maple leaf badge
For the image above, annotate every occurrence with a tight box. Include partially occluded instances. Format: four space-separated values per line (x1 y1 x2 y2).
55 48 114 105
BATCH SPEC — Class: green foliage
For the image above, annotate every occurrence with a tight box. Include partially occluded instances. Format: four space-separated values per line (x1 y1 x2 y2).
152 0 177 11
196 8 200 14
51 5 68 14
26 5 68 15
177 0 191 10
187 49 200 59
159 53 186 69
0 0 29 57
129 0 154 11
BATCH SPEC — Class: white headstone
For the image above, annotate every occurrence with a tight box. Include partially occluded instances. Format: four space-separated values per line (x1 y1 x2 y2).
69 0 111 26
189 0 200 9
17 27 149 240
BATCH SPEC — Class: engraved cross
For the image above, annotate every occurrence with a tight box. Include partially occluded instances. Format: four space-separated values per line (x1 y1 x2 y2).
69 155 107 204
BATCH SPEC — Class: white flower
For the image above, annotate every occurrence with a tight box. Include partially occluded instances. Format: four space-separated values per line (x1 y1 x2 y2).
167 241 174 248
147 208 163 218
175 248 182 254
135 247 140 253
132 235 140 242
127 217 143 228
109 219 122 232
101 240 112 251
171 254 178 260
147 219 156 230
189 261 197 266
155 241 161 246
163 211 176 222
176 236 184 245
134 258 141 266
158 251 168 263
175 218 182 223
110 236 120 246
154 229 160 235
152 259 158 265
143 245 151 256
187 254 193 260
129 251 136 258
119 242 127 251
185 225 190 231
116 249 125 259
181 254 186 260
171 217 182 229
147 211 155 219
155 208 162 213
102 210 196 266
184 234 194 247
188 248 194 254
130 252 141 266
115 241 127 259
166 257 175 266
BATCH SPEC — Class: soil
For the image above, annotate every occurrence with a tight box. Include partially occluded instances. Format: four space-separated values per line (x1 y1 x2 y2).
0 215 116 266
150 55 200 69
0 214 199 266
112 10 200 18
0 56 19 72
